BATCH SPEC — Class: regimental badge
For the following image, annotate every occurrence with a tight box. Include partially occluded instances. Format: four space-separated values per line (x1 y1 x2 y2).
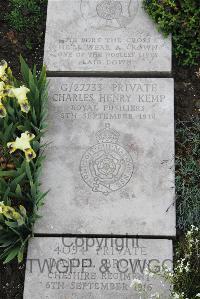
80 0 139 31
80 123 134 195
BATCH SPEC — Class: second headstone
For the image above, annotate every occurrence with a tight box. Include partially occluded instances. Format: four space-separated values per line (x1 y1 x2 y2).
35 77 175 236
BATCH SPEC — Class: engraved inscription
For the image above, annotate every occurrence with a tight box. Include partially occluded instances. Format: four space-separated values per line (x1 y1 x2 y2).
81 0 139 31
96 1 123 20
24 238 173 299
44 0 171 72
32 78 175 236
51 81 165 122
80 123 134 195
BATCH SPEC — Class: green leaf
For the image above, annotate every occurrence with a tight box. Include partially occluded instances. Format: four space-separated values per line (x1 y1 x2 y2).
32 140 40 152
17 125 26 131
19 205 26 217
25 162 33 182
6 105 15 117
16 217 25 226
30 181 37 199
0 178 7 189
3 246 20 264
3 186 11 201
0 240 15 248
17 244 25 263
31 107 37 126
0 170 17 177
16 184 22 197
36 190 49 205
10 173 26 190
5 221 19 228
29 69 37 95
2 122 13 144
38 65 47 90
33 65 37 81
20 55 30 86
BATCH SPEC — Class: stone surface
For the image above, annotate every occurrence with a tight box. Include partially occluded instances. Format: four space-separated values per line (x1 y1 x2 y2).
35 77 175 235
24 237 173 299
44 0 171 73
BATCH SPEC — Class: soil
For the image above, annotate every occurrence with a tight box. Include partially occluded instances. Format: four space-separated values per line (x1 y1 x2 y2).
0 260 26 299
0 1 47 78
173 61 200 119
0 1 199 299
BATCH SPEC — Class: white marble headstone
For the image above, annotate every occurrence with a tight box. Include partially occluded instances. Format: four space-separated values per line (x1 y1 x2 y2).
44 0 171 73
34 77 175 236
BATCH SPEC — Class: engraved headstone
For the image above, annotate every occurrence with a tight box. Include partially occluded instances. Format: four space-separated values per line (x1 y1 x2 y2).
35 77 175 235
44 0 171 73
24 237 173 299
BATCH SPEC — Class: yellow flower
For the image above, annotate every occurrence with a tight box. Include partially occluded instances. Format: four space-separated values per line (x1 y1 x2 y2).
0 204 3 214
10 86 30 113
0 81 5 97
7 131 36 162
20 99 30 113
0 82 14 118
6 67 13 79
0 202 25 224
0 60 8 81
0 81 7 100
12 211 21 221
0 100 7 118
24 148 37 162
2 206 15 219
0 203 18 220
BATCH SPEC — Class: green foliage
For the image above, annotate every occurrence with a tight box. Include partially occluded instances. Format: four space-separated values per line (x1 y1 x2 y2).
0 57 48 263
143 0 200 65
175 117 200 231
6 0 47 32
173 226 200 298
130 226 200 299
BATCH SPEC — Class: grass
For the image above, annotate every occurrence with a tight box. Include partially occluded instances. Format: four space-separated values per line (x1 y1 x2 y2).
175 117 200 232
